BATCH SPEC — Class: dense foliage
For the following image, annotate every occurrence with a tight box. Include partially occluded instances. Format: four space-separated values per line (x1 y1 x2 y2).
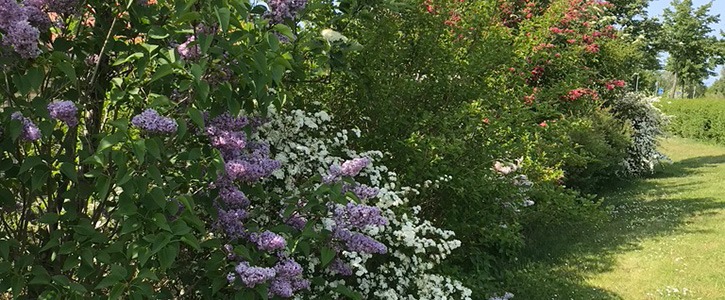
659 98 725 144
0 0 667 299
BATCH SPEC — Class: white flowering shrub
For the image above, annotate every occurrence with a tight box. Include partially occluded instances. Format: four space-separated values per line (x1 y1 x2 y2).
256 105 472 299
610 93 669 176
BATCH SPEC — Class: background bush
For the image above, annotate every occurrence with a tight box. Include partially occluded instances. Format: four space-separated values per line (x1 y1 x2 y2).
658 98 725 144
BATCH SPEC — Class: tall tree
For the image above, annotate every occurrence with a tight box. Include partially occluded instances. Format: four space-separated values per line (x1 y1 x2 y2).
661 0 722 98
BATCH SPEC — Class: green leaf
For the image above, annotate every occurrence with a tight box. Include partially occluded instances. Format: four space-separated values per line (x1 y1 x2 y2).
148 26 169 39
136 269 159 281
334 285 363 300
158 242 179 269
153 213 172 232
273 24 294 39
97 132 126 152
109 284 125 299
19 156 43 174
188 108 205 128
215 7 231 33
255 284 269 300
196 81 210 101
320 247 336 268
145 138 161 160
29 266 51 285
52 275 72 287
0 240 9 259
60 162 78 182
31 170 49 191
150 64 174 83
113 52 144 66
57 61 77 83
132 139 146 165
38 213 59 224
27 67 45 92
180 233 201 252
148 165 163 186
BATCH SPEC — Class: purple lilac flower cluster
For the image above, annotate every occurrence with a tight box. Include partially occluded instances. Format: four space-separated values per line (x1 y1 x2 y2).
176 35 200 60
176 24 216 60
324 157 370 183
250 230 286 251
344 183 379 200
45 0 78 15
209 113 279 238
264 0 307 25
269 259 310 298
11 112 41 142
131 109 178 135
232 262 276 287
47 100 78 127
0 0 46 58
331 203 388 255
207 112 310 298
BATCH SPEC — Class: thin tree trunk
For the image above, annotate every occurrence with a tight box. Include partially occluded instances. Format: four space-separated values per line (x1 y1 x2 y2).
670 72 678 98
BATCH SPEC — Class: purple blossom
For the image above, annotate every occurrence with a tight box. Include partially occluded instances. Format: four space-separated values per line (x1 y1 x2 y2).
227 272 237 284
218 185 250 208
328 258 353 276
215 208 248 240
340 158 370 176
22 4 50 31
23 0 45 8
11 112 41 142
344 232 387 254
325 157 371 182
3 20 41 59
344 183 379 200
274 259 303 278
234 262 276 287
333 202 388 229
270 278 294 298
0 0 25 31
285 212 307 231
264 0 307 25
47 0 78 15
47 101 78 127
131 109 178 134
177 35 200 60
251 231 286 252
269 259 308 298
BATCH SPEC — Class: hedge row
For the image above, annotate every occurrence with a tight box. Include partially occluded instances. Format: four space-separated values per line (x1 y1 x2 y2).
658 98 725 144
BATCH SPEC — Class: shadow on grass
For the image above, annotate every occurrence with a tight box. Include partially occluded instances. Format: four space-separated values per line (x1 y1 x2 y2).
501 154 725 299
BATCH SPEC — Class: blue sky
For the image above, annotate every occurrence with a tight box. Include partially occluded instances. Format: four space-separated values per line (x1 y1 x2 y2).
646 0 725 86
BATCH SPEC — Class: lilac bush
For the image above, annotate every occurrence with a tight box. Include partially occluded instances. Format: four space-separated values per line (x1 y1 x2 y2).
0 1 472 299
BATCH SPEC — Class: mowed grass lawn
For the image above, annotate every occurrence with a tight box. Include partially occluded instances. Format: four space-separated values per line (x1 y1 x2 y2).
504 137 725 299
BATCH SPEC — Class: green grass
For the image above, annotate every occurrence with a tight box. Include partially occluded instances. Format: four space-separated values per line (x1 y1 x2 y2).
503 137 725 299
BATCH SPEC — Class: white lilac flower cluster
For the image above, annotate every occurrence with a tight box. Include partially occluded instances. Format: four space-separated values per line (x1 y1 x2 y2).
257 105 472 299
610 92 669 176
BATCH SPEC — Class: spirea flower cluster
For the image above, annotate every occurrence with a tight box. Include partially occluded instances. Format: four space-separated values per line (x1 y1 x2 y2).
257 105 473 299
47 100 78 127
610 92 669 176
131 109 178 135
10 112 41 142
264 0 307 25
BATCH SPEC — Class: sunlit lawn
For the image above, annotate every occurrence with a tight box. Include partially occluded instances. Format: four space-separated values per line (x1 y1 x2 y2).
504 138 725 299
